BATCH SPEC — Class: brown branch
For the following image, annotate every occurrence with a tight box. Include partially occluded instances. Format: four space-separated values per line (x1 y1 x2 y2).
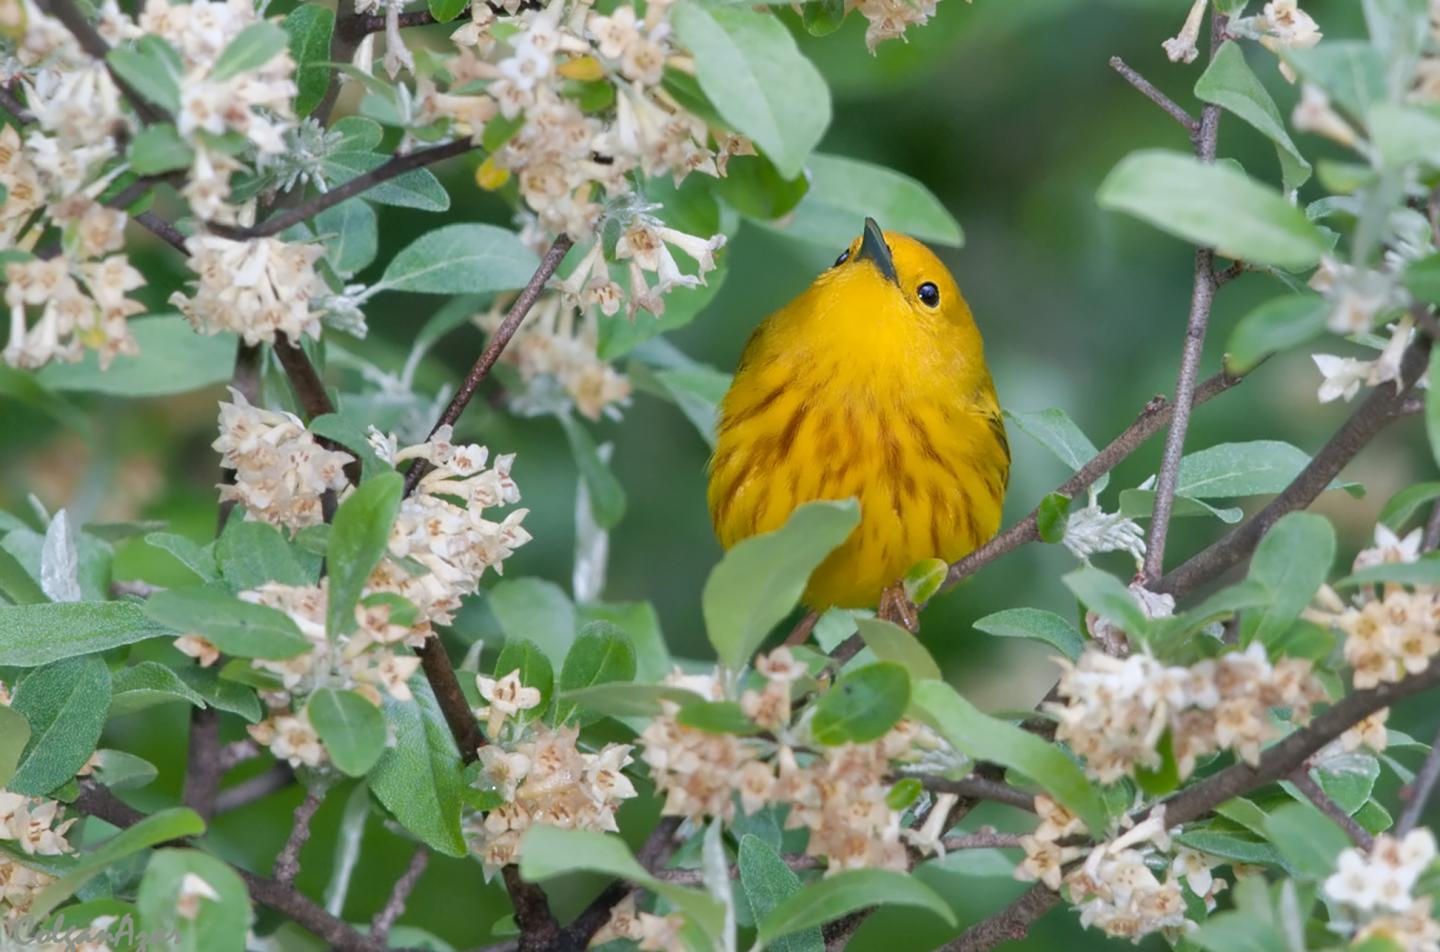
207 139 476 241
1398 724 1440 836
74 782 382 951
371 847 428 943
563 817 682 947
402 234 574 495
272 333 338 419
502 865 560 950
134 211 188 253
36 0 165 125
1425 499 1440 553
273 789 325 886
315 0 362 126
419 636 487 761
216 763 295 812
182 707 224 822
906 775 1039 813
941 885 1062 952
1289 767 1373 849
1157 334 1432 596
1108 56 1200 134
943 831 1025 850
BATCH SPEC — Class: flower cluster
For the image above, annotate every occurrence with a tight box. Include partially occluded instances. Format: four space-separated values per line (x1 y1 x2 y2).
466 716 638 878
242 580 426 767
4 250 145 371
1325 829 1440 950
170 236 330 347
637 650 944 874
369 425 532 625
210 388 355 530
477 292 632 422
0 791 76 922
1236 0 1322 81
853 0 939 52
1307 526 1439 690
1049 642 1327 783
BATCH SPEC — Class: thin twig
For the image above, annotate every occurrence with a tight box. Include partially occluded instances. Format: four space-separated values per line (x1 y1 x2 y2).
74 782 382 952
1289 767 1373 849
314 0 362 126
274 789 326 886
219 738 262 771
272 333 338 420
1108 56 1200 133
134 211 188 253
904 774 1038 813
1399 725 1440 836
419 636 487 762
1158 335 1432 597
207 139 476 240
402 234 575 496
942 832 1025 850
216 763 294 812
371 847 429 943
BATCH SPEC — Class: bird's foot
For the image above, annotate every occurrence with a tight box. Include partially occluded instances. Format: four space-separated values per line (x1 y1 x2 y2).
878 581 920 633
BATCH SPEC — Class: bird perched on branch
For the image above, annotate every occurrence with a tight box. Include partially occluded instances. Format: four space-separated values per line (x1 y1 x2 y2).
707 218 1009 627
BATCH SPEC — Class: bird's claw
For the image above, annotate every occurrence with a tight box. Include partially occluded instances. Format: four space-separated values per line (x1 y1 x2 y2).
878 581 920 633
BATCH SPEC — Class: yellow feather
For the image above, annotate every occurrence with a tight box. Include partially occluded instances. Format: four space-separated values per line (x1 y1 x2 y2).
707 225 1009 609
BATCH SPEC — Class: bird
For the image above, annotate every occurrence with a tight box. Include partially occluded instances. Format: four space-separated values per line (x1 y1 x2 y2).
706 218 1009 625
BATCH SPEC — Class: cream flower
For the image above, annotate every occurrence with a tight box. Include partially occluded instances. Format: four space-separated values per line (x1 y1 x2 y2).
477 669 542 736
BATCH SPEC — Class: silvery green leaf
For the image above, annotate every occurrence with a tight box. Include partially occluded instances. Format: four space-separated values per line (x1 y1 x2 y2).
703 819 737 952
41 510 81 603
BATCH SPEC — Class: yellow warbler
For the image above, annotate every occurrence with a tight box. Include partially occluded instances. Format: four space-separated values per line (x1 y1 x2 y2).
707 219 1009 612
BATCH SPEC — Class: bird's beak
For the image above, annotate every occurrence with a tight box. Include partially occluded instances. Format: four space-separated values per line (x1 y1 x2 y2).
854 217 897 285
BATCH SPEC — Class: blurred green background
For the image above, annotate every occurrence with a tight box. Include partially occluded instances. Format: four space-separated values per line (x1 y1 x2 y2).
3 1 1435 948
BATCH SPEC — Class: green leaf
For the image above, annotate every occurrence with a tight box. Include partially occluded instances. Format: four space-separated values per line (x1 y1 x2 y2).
428 0 468 22
1004 408 1106 493
1176 440 1358 498
799 0 844 36
886 777 923 810
557 413 626 530
1243 512 1334 646
307 412 387 480
757 869 955 944
911 679 1108 833
0 544 47 604
0 706 30 788
812 662 910 745
1339 557 1440 588
902 558 947 605
1380 482 1440 530
703 499 860 669
88 748 159 790
1404 252 1440 305
137 849 249 952
738 836 822 952
493 638 554 721
9 657 111 795
313 199 378 276
855 617 941 681
1430 349 1440 472
713 153 809 221
578 600 671 683
676 699 761 735
282 4 334 117
1035 492 1070 544
1119 489 1243 524
554 622 637 723
488 578 577 669
1097 150 1328 270
106 36 182 113
214 518 310 589
377 224 541 294
520 826 725 940
326 472 403 637
176 667 262 723
669 0 829 179
557 682 699 718
1195 42 1310 191
332 116 384 151
144 532 218 583
0 601 172 666
27 810 207 923
973 608 1084 661
36 316 235 397
111 661 208 716
1063 566 1149 639
769 153 962 248
1282 42 1387 119
212 22 289 81
130 124 195 176
1260 800 1350 878
308 687 387 777
322 150 450 210
1369 103 1440 169
370 678 467 856
1190 910 1289 952
145 585 310 659
1224 293 1329 374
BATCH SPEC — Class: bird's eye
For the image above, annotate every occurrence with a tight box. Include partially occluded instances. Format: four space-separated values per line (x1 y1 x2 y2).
833 249 850 268
917 282 940 307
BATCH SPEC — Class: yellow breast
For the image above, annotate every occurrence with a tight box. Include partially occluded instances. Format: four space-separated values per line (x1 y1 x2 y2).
706 227 1009 610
